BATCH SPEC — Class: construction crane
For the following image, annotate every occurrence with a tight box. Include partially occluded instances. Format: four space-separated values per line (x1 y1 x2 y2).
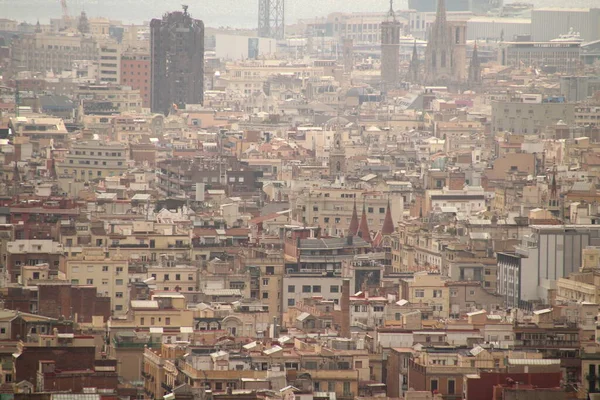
60 0 70 23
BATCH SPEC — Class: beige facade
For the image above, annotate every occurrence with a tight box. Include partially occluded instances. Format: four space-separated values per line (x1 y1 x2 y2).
58 140 128 180
63 248 129 315
292 187 403 237
147 265 198 292
98 41 121 84
400 273 450 319
556 270 600 304
11 32 98 73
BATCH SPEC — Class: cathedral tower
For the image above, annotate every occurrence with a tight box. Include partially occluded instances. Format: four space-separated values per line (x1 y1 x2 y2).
424 0 467 85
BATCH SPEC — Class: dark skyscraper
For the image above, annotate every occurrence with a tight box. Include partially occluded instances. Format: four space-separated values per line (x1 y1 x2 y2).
381 0 401 90
150 6 204 115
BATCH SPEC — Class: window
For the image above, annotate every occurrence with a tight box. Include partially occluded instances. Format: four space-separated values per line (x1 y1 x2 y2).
450 289 458 297
312 285 321 293
188 274 194 281
288 285 295 293
151 317 155 325
140 317 145 325
368 207 373 213
115 292 123 298
115 305 123 311
175 274 181 281
433 290 442 298
102 265 109 272
431 379 438 392
330 285 339 293
302 285 311 293
288 299 295 306
415 289 424 298
164 274 170 281
262 292 269 299
86 279 93 285
165 317 171 325
379 207 385 213
116 279 123 285
262 278 269 286
373 305 384 312
448 380 455 395
102 279 108 285
71 279 79 285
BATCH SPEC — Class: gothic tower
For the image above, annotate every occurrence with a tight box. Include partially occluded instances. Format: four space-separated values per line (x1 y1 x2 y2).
329 123 346 178
381 0 401 90
408 40 420 82
424 0 467 85
468 41 482 87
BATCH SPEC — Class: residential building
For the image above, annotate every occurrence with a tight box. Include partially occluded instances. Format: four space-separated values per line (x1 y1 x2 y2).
400 273 450 319
63 248 129 315
57 140 128 180
121 51 151 107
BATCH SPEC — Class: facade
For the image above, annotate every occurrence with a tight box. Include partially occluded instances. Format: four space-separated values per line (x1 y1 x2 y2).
150 7 205 114
491 96 576 135
499 40 582 74
63 248 129 315
424 0 467 85
400 273 450 319
531 8 600 42
292 188 403 237
381 3 401 89
121 51 151 108
10 32 98 74
75 84 143 114
98 41 121 84
57 140 128 180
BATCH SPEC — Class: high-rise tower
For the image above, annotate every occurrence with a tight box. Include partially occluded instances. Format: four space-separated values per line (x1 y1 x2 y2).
150 6 204 115
424 0 467 85
381 0 401 90
258 0 285 40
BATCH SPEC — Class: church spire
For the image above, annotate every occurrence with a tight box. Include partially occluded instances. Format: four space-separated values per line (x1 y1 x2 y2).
468 41 482 86
408 39 420 82
381 199 395 235
388 0 396 20
435 0 447 27
358 199 372 244
348 198 359 236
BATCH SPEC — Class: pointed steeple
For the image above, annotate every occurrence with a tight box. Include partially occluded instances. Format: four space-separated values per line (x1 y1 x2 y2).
35 20 42 33
435 0 447 28
358 199 372 244
381 199 395 235
348 198 359 236
468 41 482 86
387 0 396 20
408 39 420 82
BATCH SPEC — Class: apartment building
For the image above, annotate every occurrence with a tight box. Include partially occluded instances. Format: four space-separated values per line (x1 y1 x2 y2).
10 32 99 73
121 51 151 107
283 273 343 312
6 239 64 284
147 265 199 292
499 40 582 74
292 188 403 237
399 272 450 319
57 140 128 180
75 84 143 114
8 115 69 146
98 41 121 84
491 95 576 134
63 248 129 315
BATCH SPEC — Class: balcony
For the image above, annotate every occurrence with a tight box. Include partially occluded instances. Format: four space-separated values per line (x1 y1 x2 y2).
162 382 173 392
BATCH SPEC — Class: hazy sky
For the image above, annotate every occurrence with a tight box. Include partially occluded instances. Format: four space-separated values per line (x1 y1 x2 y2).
0 0 596 27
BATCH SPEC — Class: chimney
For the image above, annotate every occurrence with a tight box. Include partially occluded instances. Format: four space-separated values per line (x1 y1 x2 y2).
341 279 351 338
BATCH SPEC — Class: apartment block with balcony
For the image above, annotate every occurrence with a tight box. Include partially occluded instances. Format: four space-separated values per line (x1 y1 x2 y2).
6 239 64 284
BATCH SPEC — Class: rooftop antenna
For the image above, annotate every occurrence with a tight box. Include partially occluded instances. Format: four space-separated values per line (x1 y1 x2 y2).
182 4 189 15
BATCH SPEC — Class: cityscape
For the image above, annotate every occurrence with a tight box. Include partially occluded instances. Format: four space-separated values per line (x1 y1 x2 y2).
0 0 600 399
